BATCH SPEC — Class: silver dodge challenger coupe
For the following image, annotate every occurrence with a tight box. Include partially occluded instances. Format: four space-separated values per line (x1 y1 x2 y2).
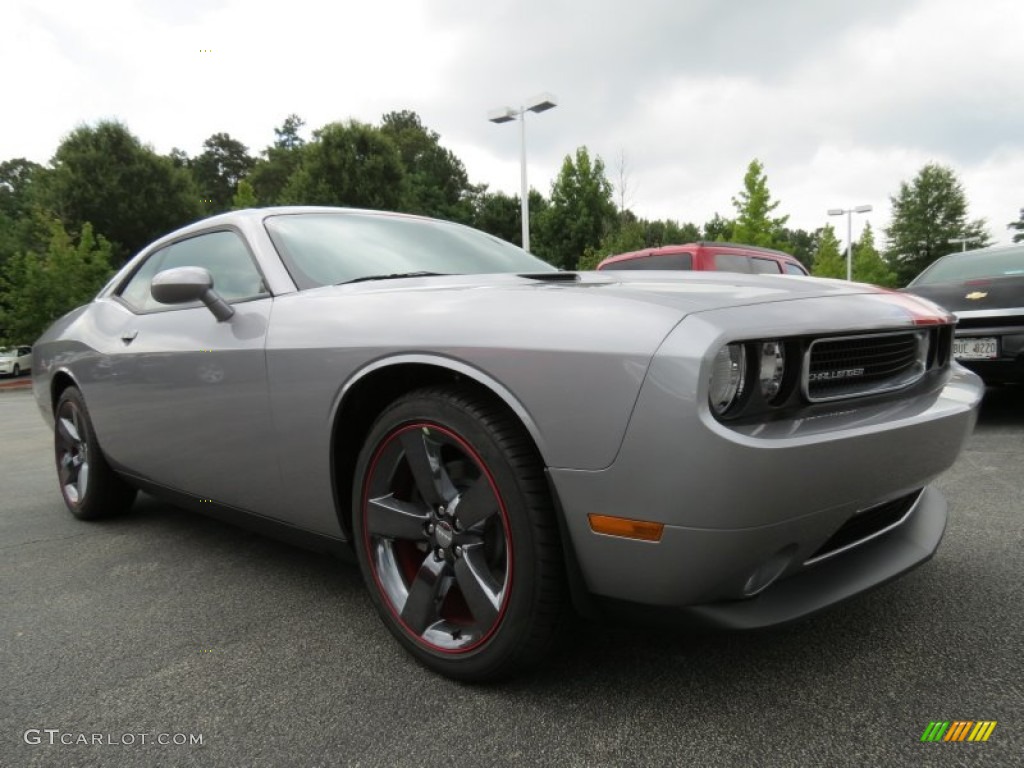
32 207 983 681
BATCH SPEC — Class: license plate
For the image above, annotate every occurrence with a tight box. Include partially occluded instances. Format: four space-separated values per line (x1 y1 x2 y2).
954 337 998 360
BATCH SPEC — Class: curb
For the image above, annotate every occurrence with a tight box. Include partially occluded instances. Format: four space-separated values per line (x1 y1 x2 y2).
0 378 32 392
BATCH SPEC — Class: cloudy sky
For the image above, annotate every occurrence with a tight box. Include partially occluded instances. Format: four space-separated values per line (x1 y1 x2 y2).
3 0 1022 248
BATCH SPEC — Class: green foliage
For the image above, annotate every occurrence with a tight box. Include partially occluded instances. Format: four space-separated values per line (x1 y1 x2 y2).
538 147 616 269
274 114 306 151
577 247 604 271
811 224 846 279
190 132 255 213
702 213 734 242
465 185 521 245
0 158 45 220
232 179 258 210
884 163 990 285
0 215 114 343
778 227 819 270
593 215 702 263
250 115 307 206
852 223 896 286
730 159 789 248
1008 207 1024 244
42 121 201 263
281 121 409 211
596 217 646 259
380 110 471 222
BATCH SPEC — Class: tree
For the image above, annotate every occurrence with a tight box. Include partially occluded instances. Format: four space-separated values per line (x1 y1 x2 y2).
466 185 522 245
778 227 819 270
249 114 307 206
538 147 616 269
0 215 114 343
852 223 896 286
702 213 734 242
0 158 45 220
281 121 409 211
594 215 702 263
274 114 306 151
730 159 789 248
884 163 990 285
42 121 201 262
595 214 646 261
614 148 636 216
810 224 845 279
380 110 471 222
1008 207 1024 244
190 132 255 213
0 159 48 272
232 179 258 210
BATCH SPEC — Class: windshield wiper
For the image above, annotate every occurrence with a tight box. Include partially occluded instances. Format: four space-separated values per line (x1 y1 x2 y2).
338 271 449 285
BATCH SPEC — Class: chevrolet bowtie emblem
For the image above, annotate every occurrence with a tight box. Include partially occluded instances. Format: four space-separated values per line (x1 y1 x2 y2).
965 291 988 300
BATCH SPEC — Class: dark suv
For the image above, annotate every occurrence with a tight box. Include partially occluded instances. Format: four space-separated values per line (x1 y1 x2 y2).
597 242 809 275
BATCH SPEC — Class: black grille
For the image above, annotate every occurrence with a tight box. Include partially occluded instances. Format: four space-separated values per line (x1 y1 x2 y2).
956 314 1024 330
808 490 921 562
806 332 924 401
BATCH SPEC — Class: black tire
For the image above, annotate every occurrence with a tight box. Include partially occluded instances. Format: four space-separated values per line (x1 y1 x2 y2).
352 386 568 682
12 363 20 377
54 387 137 520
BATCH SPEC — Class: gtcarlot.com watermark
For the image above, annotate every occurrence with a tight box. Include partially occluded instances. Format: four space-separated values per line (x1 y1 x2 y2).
24 729 203 747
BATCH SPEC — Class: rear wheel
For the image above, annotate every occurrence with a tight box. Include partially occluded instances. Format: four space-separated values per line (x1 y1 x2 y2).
353 387 567 682
54 387 137 520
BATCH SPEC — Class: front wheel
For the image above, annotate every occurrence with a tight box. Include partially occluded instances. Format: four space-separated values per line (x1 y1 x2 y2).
13 363 20 377
54 387 137 520
353 387 567 682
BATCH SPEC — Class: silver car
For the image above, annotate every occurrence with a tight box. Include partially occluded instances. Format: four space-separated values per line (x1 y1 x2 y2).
32 208 982 681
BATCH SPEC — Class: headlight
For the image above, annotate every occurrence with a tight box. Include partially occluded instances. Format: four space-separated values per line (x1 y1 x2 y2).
709 344 746 414
758 341 785 402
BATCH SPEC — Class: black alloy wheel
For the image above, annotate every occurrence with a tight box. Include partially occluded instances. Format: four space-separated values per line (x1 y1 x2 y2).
54 387 137 520
353 387 567 682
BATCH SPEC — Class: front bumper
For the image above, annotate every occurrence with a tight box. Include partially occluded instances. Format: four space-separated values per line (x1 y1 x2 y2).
550 308 983 621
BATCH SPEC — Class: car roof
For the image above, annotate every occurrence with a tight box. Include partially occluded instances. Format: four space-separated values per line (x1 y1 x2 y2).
599 241 800 267
164 206 430 237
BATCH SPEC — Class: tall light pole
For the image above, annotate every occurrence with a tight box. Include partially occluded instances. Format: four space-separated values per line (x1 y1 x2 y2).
828 205 873 281
488 93 558 253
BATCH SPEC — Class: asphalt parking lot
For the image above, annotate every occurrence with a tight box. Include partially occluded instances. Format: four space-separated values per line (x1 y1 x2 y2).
2 386 1022 767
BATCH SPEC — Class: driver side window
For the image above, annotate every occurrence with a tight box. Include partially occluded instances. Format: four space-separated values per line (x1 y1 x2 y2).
119 230 267 312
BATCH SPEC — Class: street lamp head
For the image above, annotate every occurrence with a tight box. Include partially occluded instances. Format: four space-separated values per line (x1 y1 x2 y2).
487 106 517 124
853 204 873 214
827 208 845 216
525 92 558 113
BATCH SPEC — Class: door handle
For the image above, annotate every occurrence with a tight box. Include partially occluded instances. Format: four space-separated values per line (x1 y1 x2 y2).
121 330 139 345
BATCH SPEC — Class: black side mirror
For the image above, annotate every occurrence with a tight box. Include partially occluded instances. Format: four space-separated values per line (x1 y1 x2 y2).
151 266 235 321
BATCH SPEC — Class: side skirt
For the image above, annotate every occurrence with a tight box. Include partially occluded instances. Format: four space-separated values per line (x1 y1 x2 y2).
115 470 356 562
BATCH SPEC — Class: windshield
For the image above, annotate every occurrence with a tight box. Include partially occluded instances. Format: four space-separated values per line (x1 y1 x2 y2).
910 246 1024 286
264 211 556 289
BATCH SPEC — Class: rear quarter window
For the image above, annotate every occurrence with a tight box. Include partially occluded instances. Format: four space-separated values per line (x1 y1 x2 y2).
601 252 693 270
751 257 783 274
712 254 752 273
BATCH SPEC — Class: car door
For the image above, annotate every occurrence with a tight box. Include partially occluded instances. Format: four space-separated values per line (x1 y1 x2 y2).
85 228 281 515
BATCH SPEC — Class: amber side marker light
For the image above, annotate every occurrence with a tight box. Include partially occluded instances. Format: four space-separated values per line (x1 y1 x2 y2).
588 514 664 542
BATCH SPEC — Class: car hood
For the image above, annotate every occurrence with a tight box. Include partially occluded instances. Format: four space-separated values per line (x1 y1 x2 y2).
902 274 1024 314
310 271 891 314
